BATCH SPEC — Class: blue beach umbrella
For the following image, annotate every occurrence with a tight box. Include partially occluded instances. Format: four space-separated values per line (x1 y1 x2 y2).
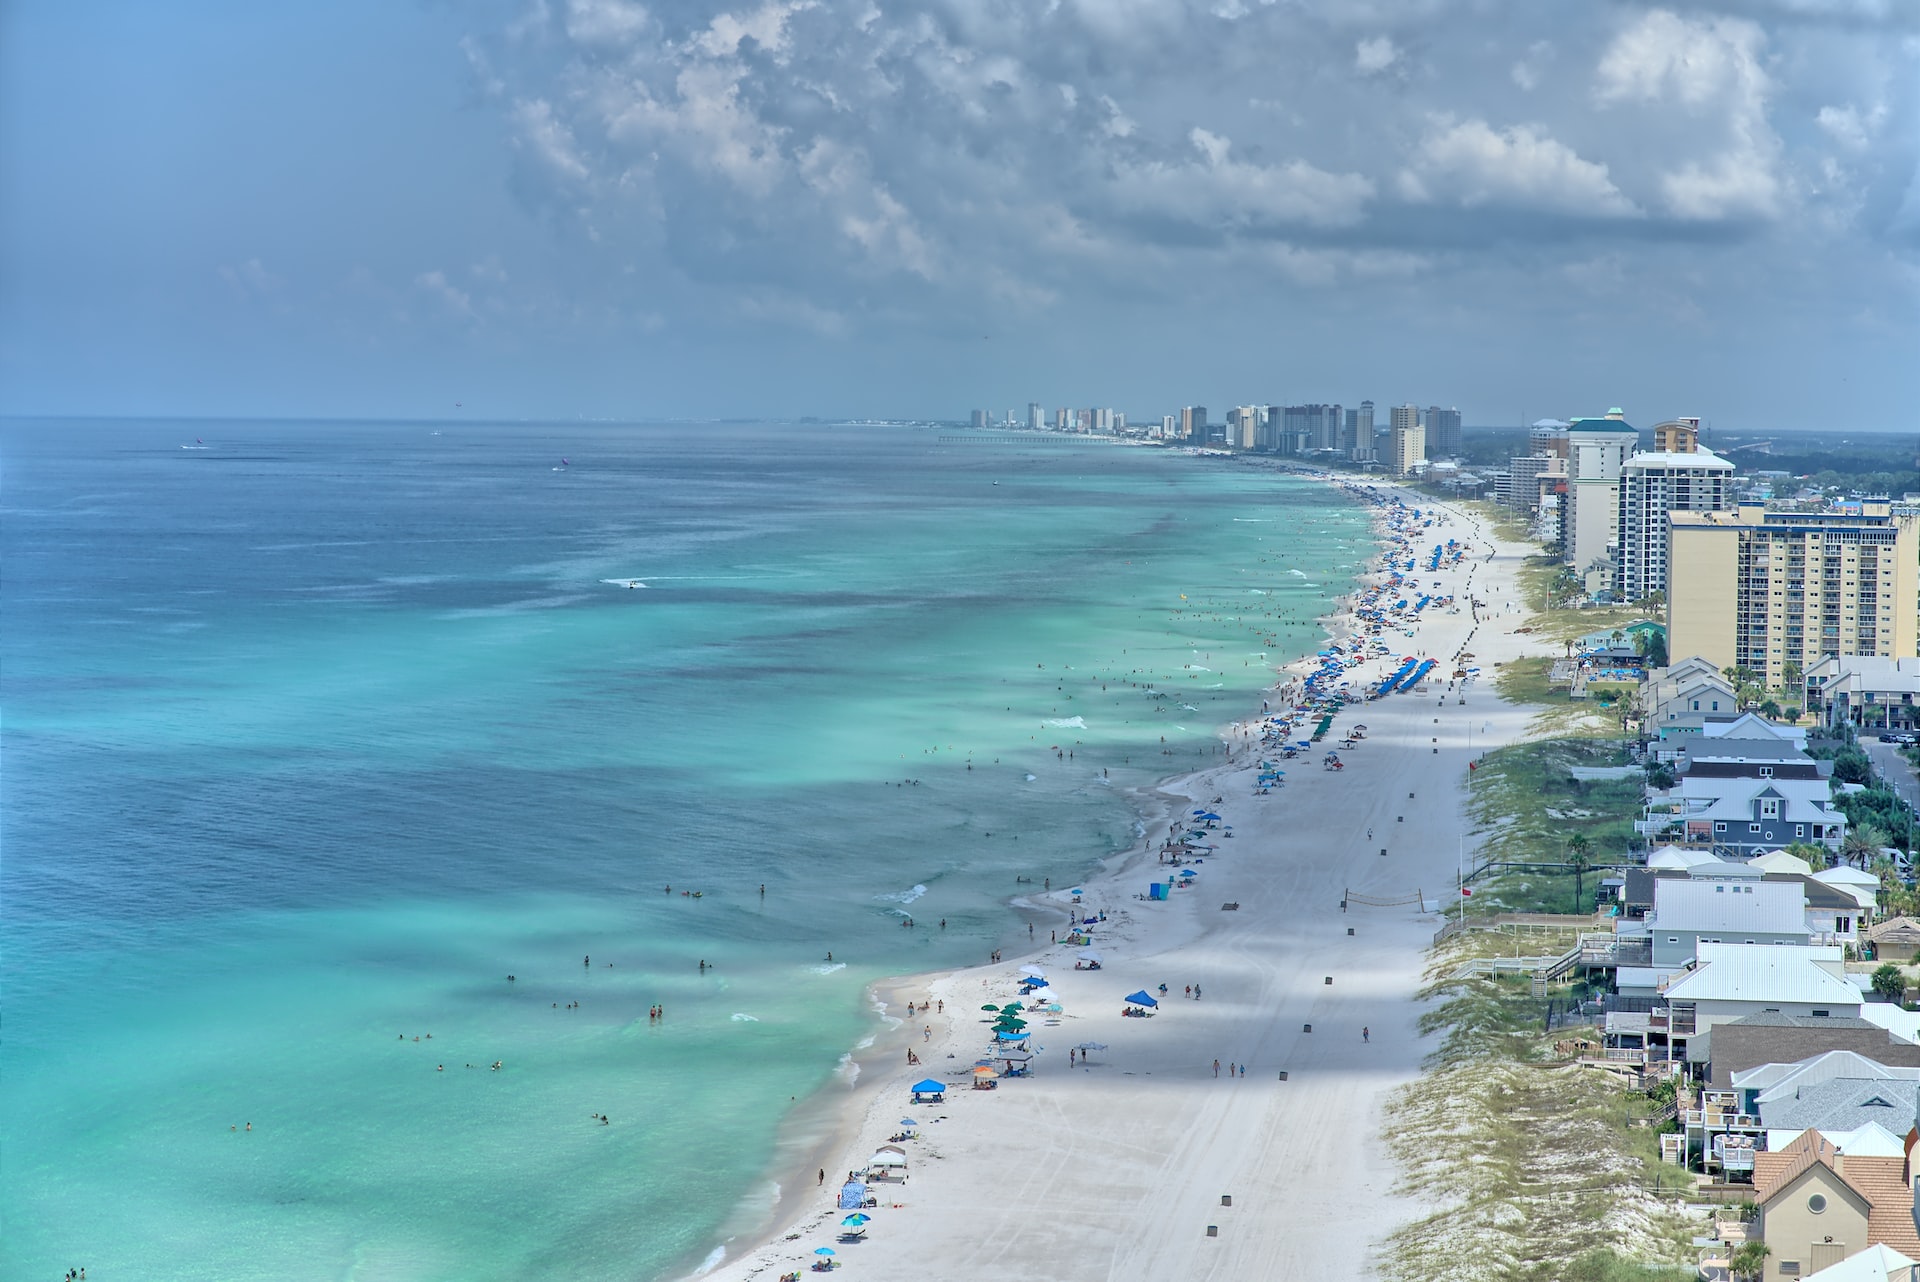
842 1213 870 1226
816 1247 836 1257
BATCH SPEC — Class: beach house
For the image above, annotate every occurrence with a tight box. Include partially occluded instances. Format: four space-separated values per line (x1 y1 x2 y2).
1751 1129 1920 1281
1657 944 1865 1067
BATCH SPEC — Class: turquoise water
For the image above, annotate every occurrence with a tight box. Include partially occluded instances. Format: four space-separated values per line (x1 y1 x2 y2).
2 421 1373 1280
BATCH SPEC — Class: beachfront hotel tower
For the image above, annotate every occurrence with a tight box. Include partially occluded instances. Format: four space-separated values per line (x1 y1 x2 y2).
1666 502 1920 689
1564 410 1636 583
1390 404 1425 477
1616 419 1734 602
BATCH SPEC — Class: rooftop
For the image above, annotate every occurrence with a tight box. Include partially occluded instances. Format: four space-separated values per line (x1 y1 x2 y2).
1664 943 1859 1006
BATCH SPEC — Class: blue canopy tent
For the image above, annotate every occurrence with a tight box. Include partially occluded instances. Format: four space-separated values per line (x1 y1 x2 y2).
910 1078 946 1100
1125 990 1158 1007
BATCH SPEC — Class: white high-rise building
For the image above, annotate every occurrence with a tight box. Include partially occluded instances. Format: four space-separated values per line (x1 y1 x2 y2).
1565 409 1636 577
1027 402 1043 431
1616 418 1734 602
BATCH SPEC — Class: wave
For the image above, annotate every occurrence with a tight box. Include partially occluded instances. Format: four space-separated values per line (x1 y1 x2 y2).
1287 569 1307 577
872 994 903 1030
837 1052 860 1087
598 578 648 589
1023 773 1036 782
810 962 846 975
855 1034 877 1050
692 1246 727 1276
730 1013 759 1022
874 884 927 905
1045 716 1086 729
1248 589 1268 595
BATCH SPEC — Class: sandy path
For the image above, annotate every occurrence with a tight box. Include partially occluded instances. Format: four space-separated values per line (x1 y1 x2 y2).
695 486 1551 1282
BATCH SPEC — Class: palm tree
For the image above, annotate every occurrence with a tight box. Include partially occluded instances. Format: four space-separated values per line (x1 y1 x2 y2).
1730 1241 1770 1282
1565 832 1593 913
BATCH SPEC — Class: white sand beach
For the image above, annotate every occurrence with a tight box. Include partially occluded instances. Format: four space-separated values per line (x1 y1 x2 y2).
696 484 1555 1282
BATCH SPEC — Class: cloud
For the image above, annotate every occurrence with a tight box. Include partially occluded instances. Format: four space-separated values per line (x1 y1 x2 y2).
1593 9 1783 221
1399 116 1638 217
1510 40 1553 91
1816 102 1887 151
563 0 651 45
512 98 591 183
218 258 281 299
1355 36 1400 75
415 270 473 316
454 0 1912 330
1117 128 1375 232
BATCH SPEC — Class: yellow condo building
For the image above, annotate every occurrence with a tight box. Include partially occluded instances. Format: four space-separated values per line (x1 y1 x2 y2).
1667 503 1920 688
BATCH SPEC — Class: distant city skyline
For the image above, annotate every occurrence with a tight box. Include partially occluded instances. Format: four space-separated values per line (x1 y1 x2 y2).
2 2 1913 425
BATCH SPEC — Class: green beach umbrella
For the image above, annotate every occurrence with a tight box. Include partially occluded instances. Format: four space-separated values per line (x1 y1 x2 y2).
980 1004 999 1012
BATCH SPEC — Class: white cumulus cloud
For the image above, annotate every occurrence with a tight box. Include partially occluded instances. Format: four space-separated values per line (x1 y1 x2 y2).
1399 116 1637 216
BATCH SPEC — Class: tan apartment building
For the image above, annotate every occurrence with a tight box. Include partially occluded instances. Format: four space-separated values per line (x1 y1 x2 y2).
1668 503 1920 688
1390 404 1425 477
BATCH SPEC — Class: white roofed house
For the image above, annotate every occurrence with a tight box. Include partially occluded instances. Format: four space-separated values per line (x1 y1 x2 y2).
1655 944 1865 1068
1647 877 1812 968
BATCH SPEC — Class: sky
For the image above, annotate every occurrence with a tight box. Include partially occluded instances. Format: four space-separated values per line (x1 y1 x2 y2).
1 0 1916 426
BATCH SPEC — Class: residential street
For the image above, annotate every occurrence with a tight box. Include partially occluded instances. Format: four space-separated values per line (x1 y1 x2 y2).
1862 739 1920 814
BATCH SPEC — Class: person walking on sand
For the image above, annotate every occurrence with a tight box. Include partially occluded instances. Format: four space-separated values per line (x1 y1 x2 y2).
1213 1059 1220 1078
1363 1026 1370 1042
819 1168 825 1186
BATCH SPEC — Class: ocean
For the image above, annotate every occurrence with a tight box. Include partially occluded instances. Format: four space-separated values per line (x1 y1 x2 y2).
1 419 1372 1281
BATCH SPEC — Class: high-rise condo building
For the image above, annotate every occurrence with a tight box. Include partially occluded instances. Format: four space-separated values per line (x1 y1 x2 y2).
1390 404 1425 477
1424 407 1463 456
1027 403 1043 431
1181 406 1208 440
1667 502 1920 689
1279 404 1343 455
1228 406 1259 449
970 410 988 429
1616 419 1734 602
1351 401 1376 461
1565 410 1635 577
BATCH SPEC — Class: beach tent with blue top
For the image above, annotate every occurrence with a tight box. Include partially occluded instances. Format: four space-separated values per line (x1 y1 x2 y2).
839 1180 869 1210
1125 990 1158 1007
910 1078 946 1100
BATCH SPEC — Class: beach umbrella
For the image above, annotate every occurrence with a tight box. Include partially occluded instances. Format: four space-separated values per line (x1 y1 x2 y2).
1076 1041 1108 1052
1077 949 1103 963
1000 1002 1024 1012
1124 990 1158 1007
973 1064 998 1076
842 1214 871 1226
1019 964 1046 978
899 1118 918 1127
816 1247 837 1256
980 1004 999 1012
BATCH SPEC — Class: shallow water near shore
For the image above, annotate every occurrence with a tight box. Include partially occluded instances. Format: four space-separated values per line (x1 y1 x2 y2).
3 420 1373 1281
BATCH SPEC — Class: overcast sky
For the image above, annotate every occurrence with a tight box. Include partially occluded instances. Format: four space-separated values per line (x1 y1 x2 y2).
2 0 1915 427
